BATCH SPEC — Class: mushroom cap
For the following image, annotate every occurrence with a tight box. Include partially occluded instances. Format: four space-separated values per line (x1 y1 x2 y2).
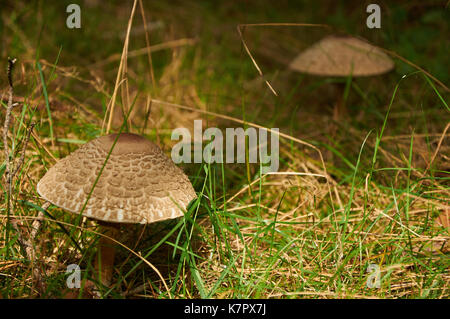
289 36 394 77
37 133 197 224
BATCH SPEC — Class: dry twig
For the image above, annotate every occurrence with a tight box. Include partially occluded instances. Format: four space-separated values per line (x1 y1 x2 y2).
2 57 46 293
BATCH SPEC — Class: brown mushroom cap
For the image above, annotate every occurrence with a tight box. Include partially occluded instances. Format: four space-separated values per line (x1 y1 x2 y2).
37 133 197 224
289 36 394 77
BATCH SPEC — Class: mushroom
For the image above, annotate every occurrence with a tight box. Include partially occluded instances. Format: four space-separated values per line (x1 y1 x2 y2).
37 133 197 291
289 35 394 119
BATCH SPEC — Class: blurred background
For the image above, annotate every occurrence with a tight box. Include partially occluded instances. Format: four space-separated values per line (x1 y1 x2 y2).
1 1 448 162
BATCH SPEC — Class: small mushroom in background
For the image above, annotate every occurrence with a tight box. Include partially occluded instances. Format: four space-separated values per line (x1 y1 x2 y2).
37 133 197 293
289 35 395 120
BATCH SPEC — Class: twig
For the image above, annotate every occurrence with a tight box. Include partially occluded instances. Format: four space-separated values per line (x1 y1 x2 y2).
424 122 449 175
20 201 49 293
16 202 48 275
4 57 17 260
103 0 138 133
138 0 156 89
122 282 149 297
236 23 331 97
28 202 50 256
2 57 46 293
11 122 35 178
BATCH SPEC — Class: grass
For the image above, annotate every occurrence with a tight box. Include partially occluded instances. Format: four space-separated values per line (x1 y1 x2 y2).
0 0 449 298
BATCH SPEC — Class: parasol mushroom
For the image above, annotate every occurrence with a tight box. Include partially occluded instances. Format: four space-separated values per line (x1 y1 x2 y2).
37 133 197 291
289 35 394 119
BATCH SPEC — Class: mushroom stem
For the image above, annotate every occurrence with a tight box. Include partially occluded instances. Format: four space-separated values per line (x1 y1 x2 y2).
95 222 119 288
333 83 347 121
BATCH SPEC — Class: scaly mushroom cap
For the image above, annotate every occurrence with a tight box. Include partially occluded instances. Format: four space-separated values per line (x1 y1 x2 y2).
289 36 394 77
37 133 197 224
